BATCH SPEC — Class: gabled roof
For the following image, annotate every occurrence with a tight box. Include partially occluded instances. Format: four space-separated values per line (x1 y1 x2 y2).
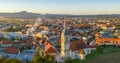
70 40 86 51
1 40 11 44
44 41 56 54
4 47 19 54
45 46 56 53
13 39 33 44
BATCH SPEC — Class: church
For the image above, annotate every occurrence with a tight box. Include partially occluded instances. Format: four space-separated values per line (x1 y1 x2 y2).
60 19 96 60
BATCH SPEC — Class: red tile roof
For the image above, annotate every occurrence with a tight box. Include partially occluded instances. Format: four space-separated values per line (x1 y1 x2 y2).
4 47 19 54
13 39 33 44
45 42 52 50
1 40 11 44
45 41 56 53
70 40 86 51
45 46 56 53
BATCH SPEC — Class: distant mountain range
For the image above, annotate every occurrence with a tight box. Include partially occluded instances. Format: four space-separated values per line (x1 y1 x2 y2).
0 11 120 18
0 11 42 18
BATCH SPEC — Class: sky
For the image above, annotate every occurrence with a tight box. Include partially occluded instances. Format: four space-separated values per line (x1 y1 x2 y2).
0 0 120 15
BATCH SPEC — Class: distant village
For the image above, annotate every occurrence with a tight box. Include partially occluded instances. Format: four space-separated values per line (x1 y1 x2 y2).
0 16 120 63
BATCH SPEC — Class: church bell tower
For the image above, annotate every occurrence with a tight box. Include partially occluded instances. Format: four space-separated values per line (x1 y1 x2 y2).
61 18 70 59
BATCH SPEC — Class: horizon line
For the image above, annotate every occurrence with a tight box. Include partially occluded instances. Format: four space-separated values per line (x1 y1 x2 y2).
0 11 120 16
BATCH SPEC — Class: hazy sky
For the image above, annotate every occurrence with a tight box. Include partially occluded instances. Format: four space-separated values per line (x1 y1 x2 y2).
0 0 120 15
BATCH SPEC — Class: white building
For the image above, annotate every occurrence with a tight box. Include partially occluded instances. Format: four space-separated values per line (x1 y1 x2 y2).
60 19 96 60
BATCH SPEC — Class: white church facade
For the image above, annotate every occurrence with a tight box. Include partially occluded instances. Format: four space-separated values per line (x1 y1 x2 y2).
60 19 96 60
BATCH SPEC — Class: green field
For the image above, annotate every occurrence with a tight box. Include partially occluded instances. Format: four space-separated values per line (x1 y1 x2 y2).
72 46 120 63
85 52 120 63
72 52 120 63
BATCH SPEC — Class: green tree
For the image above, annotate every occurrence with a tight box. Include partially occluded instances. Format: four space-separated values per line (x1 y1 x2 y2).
30 46 57 63
64 57 72 63
30 47 42 63
15 36 19 40
36 47 41 52
96 45 103 53
2 58 21 63
55 42 60 49
0 56 3 63
0 37 6 40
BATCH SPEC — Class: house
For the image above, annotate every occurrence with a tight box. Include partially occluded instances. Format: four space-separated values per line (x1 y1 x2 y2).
70 40 85 59
44 41 56 56
26 24 33 27
0 40 12 47
101 24 115 31
96 38 120 45
70 40 96 60
4 47 20 54
36 37 56 56
13 39 33 47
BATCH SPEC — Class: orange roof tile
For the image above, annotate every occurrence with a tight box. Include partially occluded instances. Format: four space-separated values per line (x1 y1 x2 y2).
70 40 86 51
4 47 19 54
1 40 11 44
45 46 56 53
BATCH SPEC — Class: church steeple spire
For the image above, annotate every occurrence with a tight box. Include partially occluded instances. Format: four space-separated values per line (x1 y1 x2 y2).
63 17 66 30
61 17 70 59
